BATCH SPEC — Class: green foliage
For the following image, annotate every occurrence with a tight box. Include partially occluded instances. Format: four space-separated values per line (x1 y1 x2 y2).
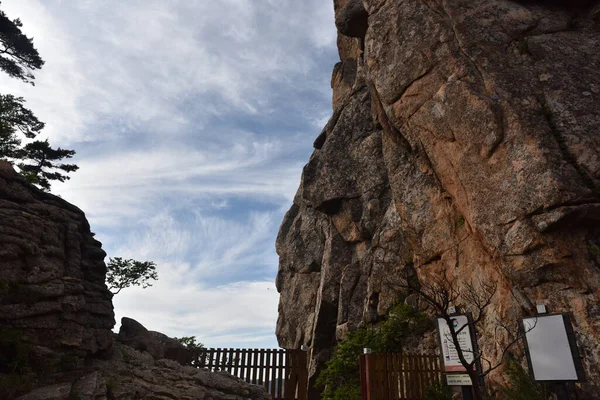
0 329 34 400
316 326 376 400
106 377 119 400
377 302 434 351
499 357 546 400
316 303 433 400
322 382 361 400
175 336 206 367
0 329 31 375
0 373 34 400
424 382 453 400
68 391 81 400
0 4 44 84
106 257 158 295
175 336 204 350
0 94 44 140
0 6 78 191
0 95 44 164
18 139 78 191
58 353 80 372
589 242 600 257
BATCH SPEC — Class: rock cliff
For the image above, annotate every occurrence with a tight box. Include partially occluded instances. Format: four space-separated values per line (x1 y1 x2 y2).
0 162 270 400
275 0 600 396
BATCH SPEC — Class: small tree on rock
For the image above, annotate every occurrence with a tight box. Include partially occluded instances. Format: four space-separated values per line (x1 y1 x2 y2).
106 257 158 295
18 139 78 191
175 336 205 367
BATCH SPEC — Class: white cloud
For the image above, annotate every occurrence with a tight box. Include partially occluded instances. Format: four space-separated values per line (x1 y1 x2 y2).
1 0 336 144
110 210 279 279
0 0 336 349
113 280 280 348
107 209 281 347
55 137 304 230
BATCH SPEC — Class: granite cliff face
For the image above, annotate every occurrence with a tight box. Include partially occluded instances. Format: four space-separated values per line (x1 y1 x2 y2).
0 162 270 400
276 0 600 396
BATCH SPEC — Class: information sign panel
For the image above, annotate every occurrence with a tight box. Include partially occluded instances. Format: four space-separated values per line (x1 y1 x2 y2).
523 315 581 381
437 315 474 372
446 374 472 386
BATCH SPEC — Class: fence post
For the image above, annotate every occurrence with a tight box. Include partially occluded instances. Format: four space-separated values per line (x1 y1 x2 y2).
297 347 308 400
360 348 373 400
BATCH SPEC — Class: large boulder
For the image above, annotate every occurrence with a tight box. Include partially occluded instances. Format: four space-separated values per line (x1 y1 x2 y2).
117 317 195 365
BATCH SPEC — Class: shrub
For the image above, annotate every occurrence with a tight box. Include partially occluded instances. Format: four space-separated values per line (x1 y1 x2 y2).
106 377 119 399
175 336 205 367
499 357 546 400
58 353 80 372
0 373 35 400
316 302 433 400
424 381 453 400
0 329 31 374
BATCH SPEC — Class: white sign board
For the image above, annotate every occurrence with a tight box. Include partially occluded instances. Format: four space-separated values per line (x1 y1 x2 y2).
523 315 579 381
437 315 474 372
446 374 472 386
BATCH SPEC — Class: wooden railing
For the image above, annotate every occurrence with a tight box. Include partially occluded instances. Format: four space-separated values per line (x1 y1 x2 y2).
198 348 308 400
360 353 443 400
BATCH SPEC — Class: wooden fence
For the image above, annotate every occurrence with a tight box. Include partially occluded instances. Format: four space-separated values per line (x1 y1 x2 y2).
360 353 443 400
198 348 308 400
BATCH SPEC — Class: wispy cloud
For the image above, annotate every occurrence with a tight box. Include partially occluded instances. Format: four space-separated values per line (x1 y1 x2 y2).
2 0 336 144
114 279 280 348
0 0 337 348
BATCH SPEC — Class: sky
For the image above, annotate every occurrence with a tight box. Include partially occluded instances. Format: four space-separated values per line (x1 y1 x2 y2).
0 0 338 348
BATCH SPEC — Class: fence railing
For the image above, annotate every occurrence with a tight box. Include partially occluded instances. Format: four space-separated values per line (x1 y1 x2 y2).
360 353 443 400
198 348 308 400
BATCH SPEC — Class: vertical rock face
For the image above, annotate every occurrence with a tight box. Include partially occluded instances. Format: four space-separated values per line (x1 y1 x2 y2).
276 0 600 396
0 161 114 356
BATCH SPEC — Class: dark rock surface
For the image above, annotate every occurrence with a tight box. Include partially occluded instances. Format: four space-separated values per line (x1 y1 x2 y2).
276 0 600 397
117 317 196 366
14 343 271 400
0 161 114 358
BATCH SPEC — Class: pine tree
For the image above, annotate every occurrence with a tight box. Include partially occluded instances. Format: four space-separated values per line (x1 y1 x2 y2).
0 3 78 191
0 3 44 85
0 94 44 158
18 139 78 191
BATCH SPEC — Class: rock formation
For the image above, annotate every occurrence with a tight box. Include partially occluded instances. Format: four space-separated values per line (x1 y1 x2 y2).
0 162 270 400
0 161 114 358
276 0 600 397
14 342 271 400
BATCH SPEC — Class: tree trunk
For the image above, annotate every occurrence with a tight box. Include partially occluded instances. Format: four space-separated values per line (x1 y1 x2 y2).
468 370 483 400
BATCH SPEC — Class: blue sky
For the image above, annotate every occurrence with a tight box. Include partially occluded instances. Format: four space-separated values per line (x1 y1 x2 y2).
0 0 338 348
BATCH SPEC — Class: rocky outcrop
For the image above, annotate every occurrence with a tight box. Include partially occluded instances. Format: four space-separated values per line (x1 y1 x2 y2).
0 162 270 399
117 317 196 366
0 161 114 357
276 0 600 397
15 343 271 400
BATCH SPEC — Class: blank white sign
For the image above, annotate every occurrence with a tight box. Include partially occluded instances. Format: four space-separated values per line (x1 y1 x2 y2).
523 315 578 381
